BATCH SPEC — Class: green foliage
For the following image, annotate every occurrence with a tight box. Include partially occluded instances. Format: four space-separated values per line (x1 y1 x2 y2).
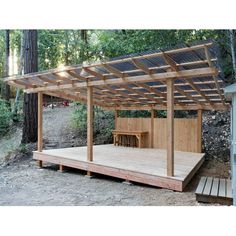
0 29 236 142
0 99 12 136
18 143 28 154
71 102 114 144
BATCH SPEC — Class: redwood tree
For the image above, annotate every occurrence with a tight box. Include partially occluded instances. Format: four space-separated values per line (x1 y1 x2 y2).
3 30 10 103
22 30 38 143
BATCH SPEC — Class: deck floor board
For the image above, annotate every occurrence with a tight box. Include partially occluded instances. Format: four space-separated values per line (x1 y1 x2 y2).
196 176 233 205
33 144 205 191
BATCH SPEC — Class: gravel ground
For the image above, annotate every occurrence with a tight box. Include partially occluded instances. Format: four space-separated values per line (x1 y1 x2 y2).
0 106 231 206
0 126 22 165
0 158 201 206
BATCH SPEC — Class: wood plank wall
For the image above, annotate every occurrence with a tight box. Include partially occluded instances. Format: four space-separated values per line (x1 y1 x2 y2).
116 118 199 153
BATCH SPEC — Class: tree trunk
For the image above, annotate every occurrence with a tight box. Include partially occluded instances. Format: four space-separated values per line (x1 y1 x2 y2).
65 30 70 65
229 30 236 80
22 30 38 144
13 31 24 122
4 30 11 103
80 30 88 61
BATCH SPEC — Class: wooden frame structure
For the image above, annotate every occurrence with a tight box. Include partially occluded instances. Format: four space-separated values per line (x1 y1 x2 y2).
3 41 229 190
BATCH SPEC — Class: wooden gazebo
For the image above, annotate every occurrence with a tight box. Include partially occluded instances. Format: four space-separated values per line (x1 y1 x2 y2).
4 41 229 191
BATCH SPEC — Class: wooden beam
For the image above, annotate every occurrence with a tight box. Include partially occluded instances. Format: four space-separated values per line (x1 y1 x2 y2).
84 42 213 68
197 109 203 153
111 103 229 111
66 70 88 81
103 85 147 105
84 67 105 80
131 59 150 74
132 60 200 107
122 84 162 105
174 86 203 107
59 165 65 172
162 52 179 71
186 80 214 106
150 109 156 148
87 86 93 163
166 78 174 177
164 54 214 108
3 42 214 83
38 92 43 152
114 110 119 129
102 63 126 78
24 67 219 93
204 46 225 105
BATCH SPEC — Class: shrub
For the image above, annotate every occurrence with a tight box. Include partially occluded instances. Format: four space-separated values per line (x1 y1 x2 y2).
0 99 12 136
71 102 114 144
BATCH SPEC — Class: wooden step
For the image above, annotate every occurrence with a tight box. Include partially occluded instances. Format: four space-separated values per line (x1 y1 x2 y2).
195 176 233 205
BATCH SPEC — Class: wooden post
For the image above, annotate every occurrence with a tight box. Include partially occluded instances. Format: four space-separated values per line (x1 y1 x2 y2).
114 110 119 129
59 165 65 172
166 78 174 176
150 109 156 148
87 86 93 176
38 92 43 168
197 109 203 153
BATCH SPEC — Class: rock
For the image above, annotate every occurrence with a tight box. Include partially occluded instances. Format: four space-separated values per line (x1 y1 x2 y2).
202 110 230 162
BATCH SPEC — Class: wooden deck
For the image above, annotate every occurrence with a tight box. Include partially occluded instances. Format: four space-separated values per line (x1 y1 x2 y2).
195 176 233 205
33 144 205 191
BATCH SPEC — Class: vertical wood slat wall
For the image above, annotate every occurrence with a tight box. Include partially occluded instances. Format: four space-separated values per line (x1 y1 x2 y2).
116 117 200 153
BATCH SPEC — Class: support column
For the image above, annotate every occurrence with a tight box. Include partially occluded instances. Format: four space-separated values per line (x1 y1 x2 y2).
197 109 203 153
150 108 156 148
114 110 119 129
38 92 43 168
232 95 236 206
87 86 93 176
166 78 174 176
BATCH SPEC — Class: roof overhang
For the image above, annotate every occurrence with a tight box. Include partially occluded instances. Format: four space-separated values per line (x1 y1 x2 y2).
2 41 230 111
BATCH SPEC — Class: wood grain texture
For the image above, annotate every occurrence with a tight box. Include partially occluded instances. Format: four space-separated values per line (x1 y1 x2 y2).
37 92 43 152
195 176 233 205
150 109 155 148
116 117 199 152
87 86 93 162
166 78 174 176
33 145 205 191
197 109 202 152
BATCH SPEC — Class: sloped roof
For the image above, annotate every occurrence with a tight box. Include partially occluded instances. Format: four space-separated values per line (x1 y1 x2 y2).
3 41 229 110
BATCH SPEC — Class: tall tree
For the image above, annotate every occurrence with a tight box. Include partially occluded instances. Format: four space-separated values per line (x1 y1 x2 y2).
22 30 38 143
3 30 10 103
80 30 88 61
229 30 236 80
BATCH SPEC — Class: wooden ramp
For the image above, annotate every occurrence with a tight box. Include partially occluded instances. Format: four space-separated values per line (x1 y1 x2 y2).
33 145 205 191
195 176 233 205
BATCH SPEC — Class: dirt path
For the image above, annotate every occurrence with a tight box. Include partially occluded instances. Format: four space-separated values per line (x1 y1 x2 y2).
43 106 75 148
0 106 229 206
0 158 201 206
0 126 22 165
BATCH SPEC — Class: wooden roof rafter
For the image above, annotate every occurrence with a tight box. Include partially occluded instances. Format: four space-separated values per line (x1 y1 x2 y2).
131 54 203 107
3 41 229 111
204 46 225 105
161 51 216 108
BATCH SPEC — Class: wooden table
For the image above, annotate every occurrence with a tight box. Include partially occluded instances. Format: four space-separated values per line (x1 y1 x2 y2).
112 130 148 148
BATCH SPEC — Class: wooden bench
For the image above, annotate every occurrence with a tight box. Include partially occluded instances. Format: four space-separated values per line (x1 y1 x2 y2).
112 130 148 148
195 176 233 205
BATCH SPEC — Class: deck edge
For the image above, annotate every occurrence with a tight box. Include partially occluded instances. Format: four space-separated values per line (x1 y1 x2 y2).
33 151 183 191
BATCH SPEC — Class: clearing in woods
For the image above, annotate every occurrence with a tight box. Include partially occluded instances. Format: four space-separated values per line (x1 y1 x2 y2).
0 106 229 206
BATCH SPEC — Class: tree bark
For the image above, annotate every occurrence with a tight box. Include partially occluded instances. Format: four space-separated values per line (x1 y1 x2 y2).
13 31 24 122
4 30 10 103
229 30 236 80
80 30 88 61
22 30 39 144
